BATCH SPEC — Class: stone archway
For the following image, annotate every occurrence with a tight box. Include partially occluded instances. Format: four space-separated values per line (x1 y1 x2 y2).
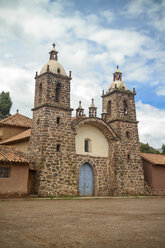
72 117 118 142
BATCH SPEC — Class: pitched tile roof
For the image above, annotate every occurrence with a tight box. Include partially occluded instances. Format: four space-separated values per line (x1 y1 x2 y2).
0 113 32 128
0 129 31 145
0 146 29 164
141 153 165 165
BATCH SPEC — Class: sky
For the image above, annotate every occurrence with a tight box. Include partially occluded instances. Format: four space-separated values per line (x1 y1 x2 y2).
0 0 165 148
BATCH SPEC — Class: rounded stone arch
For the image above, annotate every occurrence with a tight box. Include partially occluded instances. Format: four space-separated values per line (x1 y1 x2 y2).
77 157 98 196
72 117 118 141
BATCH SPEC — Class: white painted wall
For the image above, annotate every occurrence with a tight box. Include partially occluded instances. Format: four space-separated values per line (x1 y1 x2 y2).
75 124 108 157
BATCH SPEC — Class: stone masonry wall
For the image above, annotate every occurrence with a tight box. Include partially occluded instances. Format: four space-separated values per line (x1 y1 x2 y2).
102 90 136 124
29 72 78 196
102 88 144 195
34 72 70 108
29 106 78 196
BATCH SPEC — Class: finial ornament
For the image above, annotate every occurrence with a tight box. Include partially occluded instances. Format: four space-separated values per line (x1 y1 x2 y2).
16 109 19 113
90 98 95 108
78 101 83 109
89 98 97 117
76 101 84 117
49 43 58 60
113 66 122 81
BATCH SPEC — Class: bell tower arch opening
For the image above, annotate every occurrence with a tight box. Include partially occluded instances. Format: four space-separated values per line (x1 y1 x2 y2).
107 100 111 115
55 82 61 102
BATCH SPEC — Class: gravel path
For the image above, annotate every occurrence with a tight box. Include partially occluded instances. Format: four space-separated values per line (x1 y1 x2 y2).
0 197 165 248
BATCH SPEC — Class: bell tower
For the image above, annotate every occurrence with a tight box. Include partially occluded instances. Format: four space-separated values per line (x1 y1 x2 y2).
102 67 144 195
29 44 77 196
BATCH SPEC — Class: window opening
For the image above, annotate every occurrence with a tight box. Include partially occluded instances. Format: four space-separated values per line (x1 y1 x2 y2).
85 139 89 152
127 154 130 163
126 131 129 138
0 168 10 178
84 139 91 152
56 144 60 152
55 82 61 102
124 100 128 115
107 101 111 115
39 83 42 103
57 117 60 124
57 68 61 74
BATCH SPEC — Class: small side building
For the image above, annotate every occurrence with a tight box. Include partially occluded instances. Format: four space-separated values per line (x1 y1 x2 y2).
141 153 165 195
0 112 32 153
0 146 35 196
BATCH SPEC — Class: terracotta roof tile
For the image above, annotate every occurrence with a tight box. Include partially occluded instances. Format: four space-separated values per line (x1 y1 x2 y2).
141 153 165 165
0 113 32 128
0 146 29 164
0 129 31 145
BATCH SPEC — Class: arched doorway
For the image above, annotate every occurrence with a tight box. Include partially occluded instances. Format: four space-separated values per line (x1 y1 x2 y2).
79 163 93 196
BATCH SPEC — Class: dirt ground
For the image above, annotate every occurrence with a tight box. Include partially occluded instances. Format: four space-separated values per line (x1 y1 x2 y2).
0 197 165 248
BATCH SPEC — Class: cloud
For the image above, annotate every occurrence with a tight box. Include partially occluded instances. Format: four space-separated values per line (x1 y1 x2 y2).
156 87 165 96
0 0 165 149
137 101 165 148
0 63 34 117
101 10 115 23
124 0 165 32
71 75 102 116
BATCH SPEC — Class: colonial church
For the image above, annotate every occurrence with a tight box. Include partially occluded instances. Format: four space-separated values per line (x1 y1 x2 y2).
3 44 165 197
27 44 144 196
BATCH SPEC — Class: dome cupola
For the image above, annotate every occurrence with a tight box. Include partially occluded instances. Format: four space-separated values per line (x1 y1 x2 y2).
40 43 67 76
108 66 127 91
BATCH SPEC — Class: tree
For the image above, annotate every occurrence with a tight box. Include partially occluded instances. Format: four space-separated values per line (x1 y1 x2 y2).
162 144 165 155
140 142 160 154
0 91 12 120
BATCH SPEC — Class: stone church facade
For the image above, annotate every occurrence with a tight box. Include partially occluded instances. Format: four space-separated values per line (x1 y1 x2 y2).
28 45 144 196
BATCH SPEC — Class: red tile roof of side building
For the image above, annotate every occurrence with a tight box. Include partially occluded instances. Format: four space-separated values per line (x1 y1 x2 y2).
0 113 32 128
0 116 81 145
141 153 165 165
0 145 29 164
0 129 31 145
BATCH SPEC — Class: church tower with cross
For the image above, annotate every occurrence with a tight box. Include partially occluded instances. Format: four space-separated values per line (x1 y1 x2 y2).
101 66 144 195
29 44 77 196
29 46 144 197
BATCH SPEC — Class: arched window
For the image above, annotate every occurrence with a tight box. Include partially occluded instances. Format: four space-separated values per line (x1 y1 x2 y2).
38 83 42 103
84 139 92 152
107 100 111 115
55 82 61 102
124 100 128 115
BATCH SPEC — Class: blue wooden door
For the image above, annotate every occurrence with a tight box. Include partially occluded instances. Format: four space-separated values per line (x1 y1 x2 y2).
79 163 93 196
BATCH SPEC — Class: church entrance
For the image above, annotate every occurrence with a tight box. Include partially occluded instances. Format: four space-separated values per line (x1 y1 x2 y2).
79 163 93 196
